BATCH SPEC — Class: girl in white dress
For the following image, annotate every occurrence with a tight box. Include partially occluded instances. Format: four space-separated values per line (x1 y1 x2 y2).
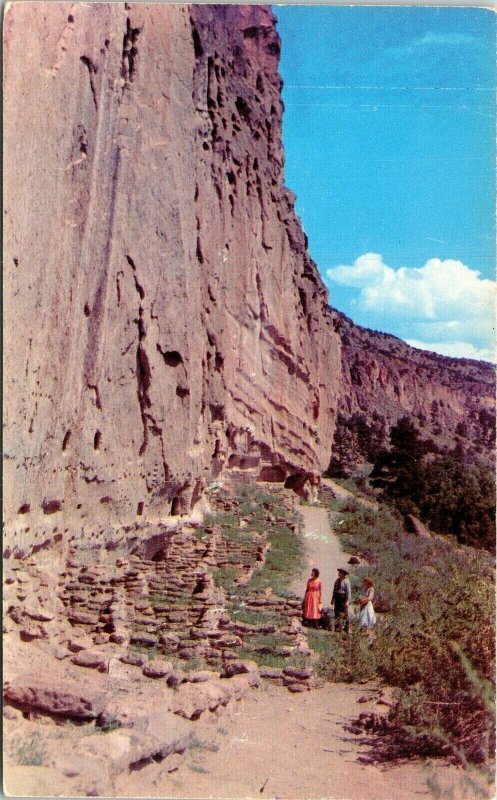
358 577 376 629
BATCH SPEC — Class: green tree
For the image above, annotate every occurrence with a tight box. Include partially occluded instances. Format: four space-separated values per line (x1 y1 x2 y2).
326 414 360 478
371 416 427 513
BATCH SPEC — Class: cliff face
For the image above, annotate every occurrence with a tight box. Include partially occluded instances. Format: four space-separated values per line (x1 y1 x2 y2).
334 311 496 465
4 3 341 555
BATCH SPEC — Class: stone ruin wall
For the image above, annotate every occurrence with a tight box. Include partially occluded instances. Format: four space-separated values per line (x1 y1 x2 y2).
3 3 342 557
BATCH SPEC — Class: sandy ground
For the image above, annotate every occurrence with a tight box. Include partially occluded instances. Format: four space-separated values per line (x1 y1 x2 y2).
125 680 481 800
5 671 490 800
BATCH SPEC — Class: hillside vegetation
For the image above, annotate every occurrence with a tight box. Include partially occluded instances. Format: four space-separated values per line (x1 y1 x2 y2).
315 485 495 770
329 415 495 553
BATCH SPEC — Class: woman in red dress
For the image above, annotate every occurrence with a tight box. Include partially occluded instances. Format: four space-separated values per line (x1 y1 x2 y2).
302 567 322 628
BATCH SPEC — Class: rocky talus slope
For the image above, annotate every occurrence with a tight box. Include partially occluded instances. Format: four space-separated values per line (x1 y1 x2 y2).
334 311 496 462
4 3 341 557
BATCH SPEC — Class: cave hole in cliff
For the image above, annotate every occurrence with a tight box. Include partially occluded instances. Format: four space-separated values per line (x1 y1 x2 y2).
266 41 281 57
159 349 183 368
226 170 236 186
67 13 74 22
235 96 251 123
256 74 264 94
84 303 91 317
137 502 144 516
202 141 210 151
258 465 287 483
42 500 62 515
62 430 71 451
171 493 189 516
94 430 101 450
243 26 259 39
18 504 30 515
210 404 225 422
13 257 19 267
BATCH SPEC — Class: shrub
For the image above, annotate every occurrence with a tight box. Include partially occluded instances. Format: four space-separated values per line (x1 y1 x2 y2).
8 733 47 766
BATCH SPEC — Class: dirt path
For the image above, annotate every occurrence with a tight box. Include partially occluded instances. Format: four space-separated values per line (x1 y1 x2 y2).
132 680 474 800
292 504 349 606
10 681 485 800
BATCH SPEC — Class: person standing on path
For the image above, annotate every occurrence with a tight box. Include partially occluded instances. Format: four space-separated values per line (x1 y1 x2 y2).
358 577 376 632
302 567 322 628
332 567 351 633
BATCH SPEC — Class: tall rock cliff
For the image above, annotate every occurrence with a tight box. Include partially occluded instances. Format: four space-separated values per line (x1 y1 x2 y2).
4 3 341 555
333 311 495 468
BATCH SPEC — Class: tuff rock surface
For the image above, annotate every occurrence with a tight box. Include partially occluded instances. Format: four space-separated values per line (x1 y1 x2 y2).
4 3 341 557
333 311 495 466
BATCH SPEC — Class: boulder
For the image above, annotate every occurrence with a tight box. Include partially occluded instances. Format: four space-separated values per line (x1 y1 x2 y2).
171 681 231 720
19 623 48 641
109 630 128 644
68 611 99 626
67 634 94 652
282 667 312 680
72 651 108 671
23 606 55 622
142 660 172 679
4 674 105 719
220 660 259 679
130 633 158 648
405 514 431 539
119 653 146 668
259 667 283 679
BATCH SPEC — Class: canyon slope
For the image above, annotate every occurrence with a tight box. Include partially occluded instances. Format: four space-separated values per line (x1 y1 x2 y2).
4 3 341 556
333 311 495 466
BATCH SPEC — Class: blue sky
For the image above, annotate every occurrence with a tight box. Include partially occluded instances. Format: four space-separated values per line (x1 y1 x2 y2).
275 6 496 362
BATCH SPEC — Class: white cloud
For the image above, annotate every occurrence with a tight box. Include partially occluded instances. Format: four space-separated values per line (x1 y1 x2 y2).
386 31 479 61
326 253 496 362
405 339 495 364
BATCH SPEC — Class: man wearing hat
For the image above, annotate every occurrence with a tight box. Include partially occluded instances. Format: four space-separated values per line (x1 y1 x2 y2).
332 567 352 633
